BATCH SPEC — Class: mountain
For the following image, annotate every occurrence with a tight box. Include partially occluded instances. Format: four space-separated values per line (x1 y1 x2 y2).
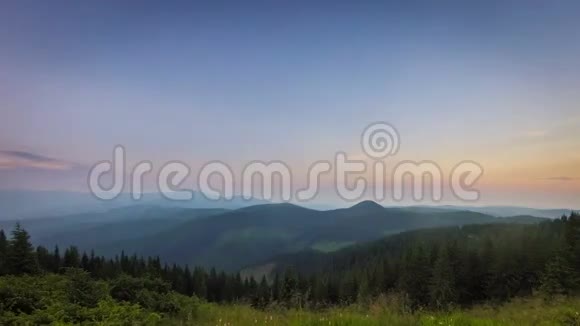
88 201 547 271
397 205 573 219
0 206 228 248
499 215 550 224
96 203 325 271
1 199 550 272
0 190 268 220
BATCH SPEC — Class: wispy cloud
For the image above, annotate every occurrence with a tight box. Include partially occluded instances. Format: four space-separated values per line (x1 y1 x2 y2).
521 130 549 139
0 150 75 170
516 119 580 144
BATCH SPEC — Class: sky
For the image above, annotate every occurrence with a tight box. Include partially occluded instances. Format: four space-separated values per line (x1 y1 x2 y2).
0 1 579 208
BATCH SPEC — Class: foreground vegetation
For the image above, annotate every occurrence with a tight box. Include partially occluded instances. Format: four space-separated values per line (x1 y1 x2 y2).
1 212 579 324
192 297 580 326
1 272 579 325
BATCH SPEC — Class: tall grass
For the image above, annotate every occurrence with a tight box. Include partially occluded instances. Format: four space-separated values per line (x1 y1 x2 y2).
168 296 580 326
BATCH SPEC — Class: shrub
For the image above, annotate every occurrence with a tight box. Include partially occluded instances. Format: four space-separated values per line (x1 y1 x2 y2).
64 267 107 308
110 274 182 314
0 276 44 315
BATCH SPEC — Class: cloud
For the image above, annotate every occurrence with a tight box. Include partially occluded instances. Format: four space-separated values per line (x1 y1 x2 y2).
542 176 579 182
521 130 548 138
0 150 75 170
516 119 580 144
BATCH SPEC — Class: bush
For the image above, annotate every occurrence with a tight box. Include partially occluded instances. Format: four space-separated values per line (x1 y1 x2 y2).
110 274 144 303
0 276 44 315
64 267 107 308
110 274 182 314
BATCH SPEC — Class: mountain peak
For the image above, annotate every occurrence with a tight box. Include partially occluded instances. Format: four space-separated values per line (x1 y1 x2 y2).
350 200 384 211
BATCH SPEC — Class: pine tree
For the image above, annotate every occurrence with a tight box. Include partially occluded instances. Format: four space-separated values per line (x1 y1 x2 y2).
357 274 370 303
63 246 81 268
398 245 430 309
480 236 497 300
247 276 257 300
53 246 61 273
192 267 207 299
233 272 244 300
309 275 327 305
430 244 457 309
207 267 218 301
7 223 38 275
65 267 103 307
0 229 7 275
538 213 580 298
462 250 484 303
282 268 298 305
184 265 194 296
564 212 580 272
339 273 358 304
81 252 90 270
272 273 282 302
540 253 575 298
36 245 52 272
254 276 271 307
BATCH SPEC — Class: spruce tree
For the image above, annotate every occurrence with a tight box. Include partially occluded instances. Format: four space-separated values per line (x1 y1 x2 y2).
7 223 38 275
36 245 52 272
564 212 580 272
184 265 194 296
53 245 61 273
192 267 207 299
272 273 282 302
282 268 298 305
430 244 457 309
254 276 271 307
65 268 103 307
0 229 7 275
63 246 81 268
398 245 430 309
540 253 575 298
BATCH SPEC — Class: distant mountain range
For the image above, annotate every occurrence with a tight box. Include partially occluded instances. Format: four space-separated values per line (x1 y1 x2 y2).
0 198 553 272
1 190 573 221
0 205 229 250
0 190 268 220
395 205 573 219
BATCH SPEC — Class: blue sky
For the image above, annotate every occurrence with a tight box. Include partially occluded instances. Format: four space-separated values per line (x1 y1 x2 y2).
1 1 579 207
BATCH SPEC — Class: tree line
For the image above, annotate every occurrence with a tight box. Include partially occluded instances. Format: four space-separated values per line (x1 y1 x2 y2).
1 212 579 311
278 212 580 309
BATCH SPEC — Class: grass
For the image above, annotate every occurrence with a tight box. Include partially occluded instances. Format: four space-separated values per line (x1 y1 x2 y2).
171 296 580 326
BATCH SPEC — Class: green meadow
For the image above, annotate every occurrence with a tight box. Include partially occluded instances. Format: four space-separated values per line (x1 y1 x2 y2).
180 297 580 326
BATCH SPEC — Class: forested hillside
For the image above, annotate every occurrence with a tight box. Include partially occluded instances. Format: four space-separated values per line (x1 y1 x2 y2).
0 212 578 324
260 219 575 308
2 201 549 272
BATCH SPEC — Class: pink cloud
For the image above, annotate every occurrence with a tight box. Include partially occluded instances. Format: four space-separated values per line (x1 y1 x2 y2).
0 150 75 170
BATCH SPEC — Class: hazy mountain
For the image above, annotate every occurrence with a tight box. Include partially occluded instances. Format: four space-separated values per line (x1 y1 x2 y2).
396 205 572 219
0 206 228 246
1 197 551 272
89 201 546 271
96 203 325 271
0 190 268 220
